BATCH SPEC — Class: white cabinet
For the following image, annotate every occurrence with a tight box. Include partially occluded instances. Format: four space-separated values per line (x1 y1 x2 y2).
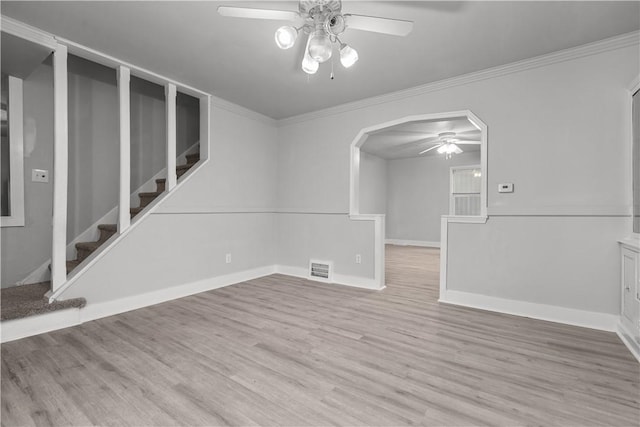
620 242 640 343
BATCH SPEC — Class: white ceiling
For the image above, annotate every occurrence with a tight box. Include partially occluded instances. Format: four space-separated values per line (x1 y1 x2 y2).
361 116 480 159
2 1 639 119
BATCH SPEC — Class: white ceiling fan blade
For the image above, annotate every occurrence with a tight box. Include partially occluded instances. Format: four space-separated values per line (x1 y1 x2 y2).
344 14 413 36
455 140 481 145
217 6 299 21
390 136 439 152
419 144 442 155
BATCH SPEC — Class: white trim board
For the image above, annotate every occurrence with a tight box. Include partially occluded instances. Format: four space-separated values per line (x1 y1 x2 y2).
48 147 210 302
439 289 619 332
617 322 640 363
278 31 640 126
275 265 383 291
2 265 276 343
18 143 201 286
385 239 441 248
2 265 385 343
1 307 82 343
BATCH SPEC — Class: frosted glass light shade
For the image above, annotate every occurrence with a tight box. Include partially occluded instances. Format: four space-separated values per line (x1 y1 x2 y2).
339 44 358 68
308 30 332 63
275 26 297 49
302 54 319 74
438 143 463 154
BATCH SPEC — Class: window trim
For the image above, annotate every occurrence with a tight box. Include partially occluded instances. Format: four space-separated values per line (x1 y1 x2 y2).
449 164 482 216
1 75 25 227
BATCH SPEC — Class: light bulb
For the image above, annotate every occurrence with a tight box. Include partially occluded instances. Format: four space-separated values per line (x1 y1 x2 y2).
301 34 319 74
302 54 319 74
339 43 358 68
308 30 332 63
437 144 448 154
275 26 297 49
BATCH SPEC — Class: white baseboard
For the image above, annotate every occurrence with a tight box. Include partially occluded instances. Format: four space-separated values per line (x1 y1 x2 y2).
275 265 383 290
1 265 275 343
385 239 440 248
439 289 619 332
1 307 82 343
617 322 640 363
81 265 276 323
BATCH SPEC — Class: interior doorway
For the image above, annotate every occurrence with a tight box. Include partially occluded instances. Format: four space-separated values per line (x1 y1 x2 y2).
350 111 487 292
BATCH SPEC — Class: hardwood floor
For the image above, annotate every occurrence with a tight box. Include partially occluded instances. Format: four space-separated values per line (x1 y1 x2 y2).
2 245 639 426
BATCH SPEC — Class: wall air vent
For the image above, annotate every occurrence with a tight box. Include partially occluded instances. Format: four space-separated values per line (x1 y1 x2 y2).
309 260 333 283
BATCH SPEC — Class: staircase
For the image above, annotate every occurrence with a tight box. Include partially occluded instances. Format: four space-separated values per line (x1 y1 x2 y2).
2 152 200 324
54 151 201 276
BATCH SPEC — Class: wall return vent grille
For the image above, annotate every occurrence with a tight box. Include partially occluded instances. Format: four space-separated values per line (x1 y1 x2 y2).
309 260 333 283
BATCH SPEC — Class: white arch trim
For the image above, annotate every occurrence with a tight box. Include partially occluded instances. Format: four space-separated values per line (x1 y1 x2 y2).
349 110 488 217
348 110 489 292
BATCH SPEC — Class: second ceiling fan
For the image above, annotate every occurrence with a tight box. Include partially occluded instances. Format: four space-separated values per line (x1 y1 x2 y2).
218 0 414 74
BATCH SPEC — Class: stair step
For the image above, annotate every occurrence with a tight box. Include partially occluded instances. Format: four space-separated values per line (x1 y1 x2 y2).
138 191 161 208
130 206 144 218
0 282 86 322
185 153 200 164
98 223 117 231
75 241 102 262
156 178 166 192
176 163 195 178
48 259 82 275
97 223 117 242
66 259 81 274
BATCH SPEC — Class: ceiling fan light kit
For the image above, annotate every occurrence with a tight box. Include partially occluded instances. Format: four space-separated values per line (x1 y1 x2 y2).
417 132 476 159
218 0 413 76
274 25 298 49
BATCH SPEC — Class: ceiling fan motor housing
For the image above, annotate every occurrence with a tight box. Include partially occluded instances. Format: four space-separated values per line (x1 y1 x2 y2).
300 0 342 16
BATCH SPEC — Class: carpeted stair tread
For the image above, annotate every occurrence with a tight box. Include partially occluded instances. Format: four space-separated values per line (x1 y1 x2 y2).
1 282 86 321
67 259 81 273
185 153 200 163
76 241 102 251
48 260 82 274
176 163 195 172
98 223 117 232
138 191 162 198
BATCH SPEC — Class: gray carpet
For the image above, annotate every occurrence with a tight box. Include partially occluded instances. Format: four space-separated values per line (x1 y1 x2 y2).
1 282 86 321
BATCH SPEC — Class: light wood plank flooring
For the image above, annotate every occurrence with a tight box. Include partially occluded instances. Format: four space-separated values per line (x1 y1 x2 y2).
2 245 639 426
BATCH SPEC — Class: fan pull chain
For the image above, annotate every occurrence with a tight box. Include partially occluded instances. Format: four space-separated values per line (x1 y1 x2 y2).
330 55 335 80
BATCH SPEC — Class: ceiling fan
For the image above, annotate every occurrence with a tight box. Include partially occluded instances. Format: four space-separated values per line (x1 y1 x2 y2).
418 132 480 159
218 0 414 74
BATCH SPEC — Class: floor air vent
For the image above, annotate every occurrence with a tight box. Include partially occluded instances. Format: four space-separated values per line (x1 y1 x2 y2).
309 260 333 283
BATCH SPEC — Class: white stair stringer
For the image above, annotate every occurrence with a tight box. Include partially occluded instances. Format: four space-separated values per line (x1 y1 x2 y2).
41 146 204 304
19 143 200 286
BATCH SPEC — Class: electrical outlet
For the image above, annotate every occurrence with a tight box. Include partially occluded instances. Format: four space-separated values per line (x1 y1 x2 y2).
498 183 514 193
355 254 362 264
225 253 232 264
32 169 49 183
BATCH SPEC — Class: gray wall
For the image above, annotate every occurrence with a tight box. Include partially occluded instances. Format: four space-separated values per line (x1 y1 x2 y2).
275 43 638 316
64 105 279 303
1 61 54 286
359 151 387 215
130 76 165 193
2 56 200 286
386 151 480 243
67 55 119 241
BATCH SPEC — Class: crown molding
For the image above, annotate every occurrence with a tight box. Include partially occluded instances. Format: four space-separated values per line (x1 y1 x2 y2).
210 94 277 125
277 30 640 127
1 15 57 49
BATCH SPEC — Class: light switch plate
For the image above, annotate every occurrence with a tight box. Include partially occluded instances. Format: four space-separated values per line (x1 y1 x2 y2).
32 169 49 183
498 183 514 193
